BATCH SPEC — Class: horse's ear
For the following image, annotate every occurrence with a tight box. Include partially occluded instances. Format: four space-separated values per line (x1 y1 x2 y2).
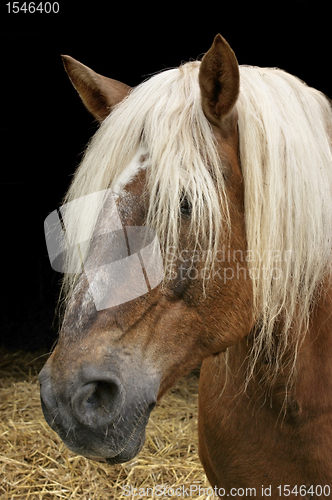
199 34 239 130
62 55 131 122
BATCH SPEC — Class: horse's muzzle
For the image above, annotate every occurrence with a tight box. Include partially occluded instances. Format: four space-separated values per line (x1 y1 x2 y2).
38 359 159 463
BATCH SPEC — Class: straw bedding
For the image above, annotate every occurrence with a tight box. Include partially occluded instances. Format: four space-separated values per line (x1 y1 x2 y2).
0 348 213 499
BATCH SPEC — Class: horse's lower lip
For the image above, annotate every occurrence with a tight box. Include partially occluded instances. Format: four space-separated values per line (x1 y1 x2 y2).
105 420 147 464
85 411 149 465
105 456 127 465
104 445 140 465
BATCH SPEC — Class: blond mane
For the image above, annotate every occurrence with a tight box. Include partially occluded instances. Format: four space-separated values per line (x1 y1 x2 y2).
237 66 332 378
60 61 332 381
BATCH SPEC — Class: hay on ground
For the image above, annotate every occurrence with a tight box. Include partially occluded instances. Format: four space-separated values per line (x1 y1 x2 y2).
0 348 214 499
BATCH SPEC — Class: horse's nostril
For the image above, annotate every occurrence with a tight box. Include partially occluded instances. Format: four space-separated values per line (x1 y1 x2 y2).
85 380 119 410
148 401 156 413
72 376 124 428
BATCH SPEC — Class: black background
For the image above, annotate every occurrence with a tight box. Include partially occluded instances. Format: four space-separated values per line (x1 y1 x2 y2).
1 1 329 350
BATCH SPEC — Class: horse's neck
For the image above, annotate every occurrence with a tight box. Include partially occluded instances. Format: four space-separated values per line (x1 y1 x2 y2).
294 282 332 418
255 280 332 419
199 281 332 487
225 280 332 419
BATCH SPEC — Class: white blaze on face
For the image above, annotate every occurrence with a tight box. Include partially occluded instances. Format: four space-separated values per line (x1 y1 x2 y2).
81 146 163 311
111 145 150 198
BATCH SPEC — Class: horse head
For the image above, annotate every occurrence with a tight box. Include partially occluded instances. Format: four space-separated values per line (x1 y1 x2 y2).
39 35 254 463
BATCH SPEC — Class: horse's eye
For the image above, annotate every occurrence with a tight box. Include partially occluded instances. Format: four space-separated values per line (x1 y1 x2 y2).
180 194 192 216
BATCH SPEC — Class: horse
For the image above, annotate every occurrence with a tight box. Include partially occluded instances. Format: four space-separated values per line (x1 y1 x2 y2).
39 34 332 497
